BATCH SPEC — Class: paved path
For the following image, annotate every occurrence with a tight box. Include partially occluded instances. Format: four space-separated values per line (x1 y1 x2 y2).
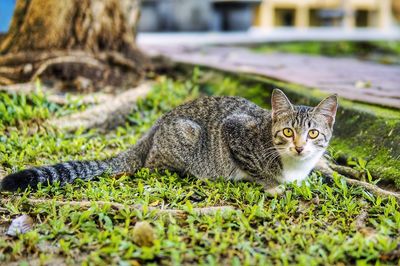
143 45 400 109
138 29 400 46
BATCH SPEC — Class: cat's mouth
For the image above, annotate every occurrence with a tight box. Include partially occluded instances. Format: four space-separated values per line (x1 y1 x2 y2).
280 151 310 161
289 152 310 160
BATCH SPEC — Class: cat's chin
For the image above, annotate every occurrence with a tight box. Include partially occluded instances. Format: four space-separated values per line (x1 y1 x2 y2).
286 153 313 161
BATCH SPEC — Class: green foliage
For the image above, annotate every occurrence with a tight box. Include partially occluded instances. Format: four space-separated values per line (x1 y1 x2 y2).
0 90 52 128
1 72 399 264
0 87 90 131
347 157 376 184
253 41 400 64
253 41 400 56
1 171 399 264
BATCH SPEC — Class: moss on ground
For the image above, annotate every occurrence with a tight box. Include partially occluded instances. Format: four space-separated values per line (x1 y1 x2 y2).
1 73 400 264
252 41 400 65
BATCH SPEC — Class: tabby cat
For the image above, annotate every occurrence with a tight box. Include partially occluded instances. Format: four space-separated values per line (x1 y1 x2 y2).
1 89 337 195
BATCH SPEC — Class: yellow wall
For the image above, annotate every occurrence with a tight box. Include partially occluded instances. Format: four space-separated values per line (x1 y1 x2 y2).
255 0 393 30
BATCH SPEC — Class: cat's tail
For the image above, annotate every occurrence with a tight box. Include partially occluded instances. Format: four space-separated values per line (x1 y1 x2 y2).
0 159 123 192
0 127 156 192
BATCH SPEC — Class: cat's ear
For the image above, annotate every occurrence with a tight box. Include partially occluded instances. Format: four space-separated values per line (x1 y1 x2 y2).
313 94 338 127
271 89 294 120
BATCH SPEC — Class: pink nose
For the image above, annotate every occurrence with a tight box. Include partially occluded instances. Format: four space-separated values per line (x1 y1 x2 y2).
295 146 304 154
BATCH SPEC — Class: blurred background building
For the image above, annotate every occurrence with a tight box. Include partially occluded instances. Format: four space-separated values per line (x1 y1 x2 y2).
138 0 400 32
1 0 399 33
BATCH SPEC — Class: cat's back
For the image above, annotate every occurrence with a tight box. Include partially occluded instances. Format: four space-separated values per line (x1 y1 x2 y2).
162 96 266 123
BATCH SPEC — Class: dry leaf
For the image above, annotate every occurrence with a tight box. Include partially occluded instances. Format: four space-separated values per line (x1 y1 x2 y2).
6 215 34 237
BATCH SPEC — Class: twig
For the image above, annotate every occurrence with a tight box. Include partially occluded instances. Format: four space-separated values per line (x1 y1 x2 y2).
328 162 362 180
0 82 55 95
1 198 237 219
344 178 400 200
47 82 152 131
47 93 114 105
0 82 36 93
316 158 400 201
0 82 114 106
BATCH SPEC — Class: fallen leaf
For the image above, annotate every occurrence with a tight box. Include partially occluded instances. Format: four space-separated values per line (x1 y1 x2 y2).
6 214 34 237
355 80 371 89
149 200 160 207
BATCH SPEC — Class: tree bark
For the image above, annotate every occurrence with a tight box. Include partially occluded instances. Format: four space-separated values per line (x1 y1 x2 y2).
394 0 400 22
0 0 149 90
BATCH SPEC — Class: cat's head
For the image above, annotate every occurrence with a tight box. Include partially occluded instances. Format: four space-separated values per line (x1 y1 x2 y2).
271 89 338 160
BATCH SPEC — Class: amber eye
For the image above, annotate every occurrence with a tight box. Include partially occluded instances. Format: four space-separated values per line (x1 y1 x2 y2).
282 128 294 138
308 129 319 139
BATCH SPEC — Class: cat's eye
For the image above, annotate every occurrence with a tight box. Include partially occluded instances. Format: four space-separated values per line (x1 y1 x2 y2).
308 129 319 139
282 128 293 138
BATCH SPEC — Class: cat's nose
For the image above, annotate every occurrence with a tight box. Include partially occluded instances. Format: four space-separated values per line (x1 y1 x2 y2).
295 146 304 154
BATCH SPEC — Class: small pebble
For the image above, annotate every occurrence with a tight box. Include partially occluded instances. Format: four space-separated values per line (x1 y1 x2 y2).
132 221 155 247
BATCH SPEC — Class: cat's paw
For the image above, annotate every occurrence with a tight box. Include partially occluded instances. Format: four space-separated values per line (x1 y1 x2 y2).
264 185 285 198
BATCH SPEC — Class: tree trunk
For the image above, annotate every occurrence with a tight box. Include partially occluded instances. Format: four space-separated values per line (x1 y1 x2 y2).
394 0 400 22
0 0 149 91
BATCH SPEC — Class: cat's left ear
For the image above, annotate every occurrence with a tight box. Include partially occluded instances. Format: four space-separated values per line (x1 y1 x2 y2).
313 94 338 127
271 89 294 120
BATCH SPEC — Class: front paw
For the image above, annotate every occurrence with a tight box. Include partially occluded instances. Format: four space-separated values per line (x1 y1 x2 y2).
264 185 285 197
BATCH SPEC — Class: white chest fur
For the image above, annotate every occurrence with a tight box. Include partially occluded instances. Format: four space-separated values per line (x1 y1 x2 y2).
278 151 323 184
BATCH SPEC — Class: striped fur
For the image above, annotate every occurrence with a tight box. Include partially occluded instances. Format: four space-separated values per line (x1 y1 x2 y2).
0 160 110 191
0 128 156 192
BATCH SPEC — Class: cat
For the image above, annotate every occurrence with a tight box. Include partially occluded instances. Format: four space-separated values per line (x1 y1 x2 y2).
1 89 338 196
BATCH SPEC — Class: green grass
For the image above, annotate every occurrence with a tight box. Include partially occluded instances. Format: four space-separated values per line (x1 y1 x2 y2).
252 41 400 65
1 73 400 265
